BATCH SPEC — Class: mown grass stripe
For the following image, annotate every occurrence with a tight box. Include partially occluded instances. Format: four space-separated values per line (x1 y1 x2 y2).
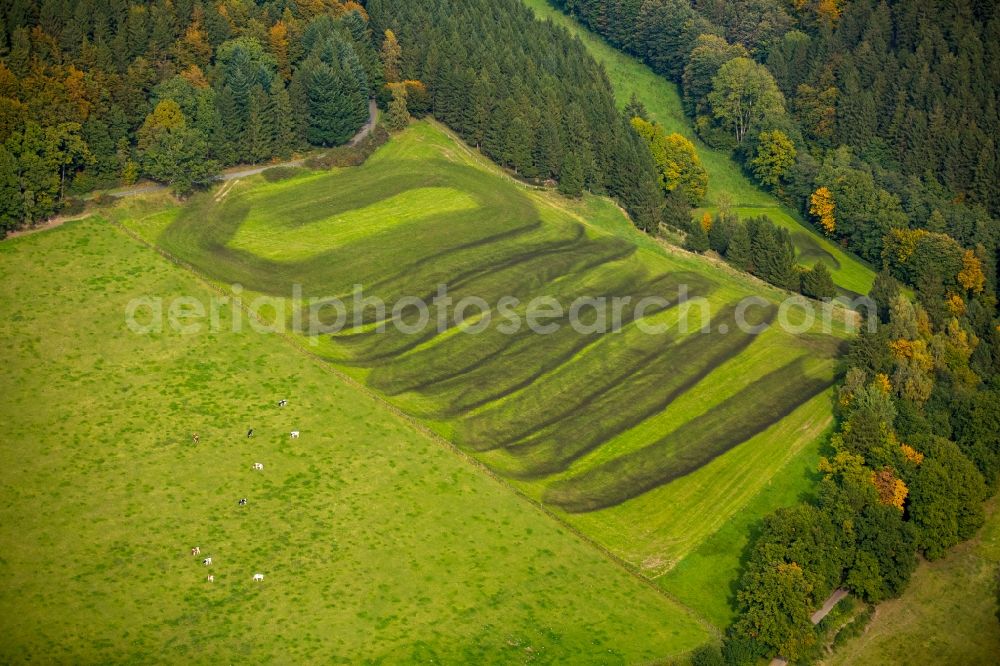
457 302 773 452
542 358 835 512
499 306 779 477
409 272 708 417
327 233 637 362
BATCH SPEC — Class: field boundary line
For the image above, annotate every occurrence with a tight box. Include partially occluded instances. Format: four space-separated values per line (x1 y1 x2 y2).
105 216 722 646
3 211 93 239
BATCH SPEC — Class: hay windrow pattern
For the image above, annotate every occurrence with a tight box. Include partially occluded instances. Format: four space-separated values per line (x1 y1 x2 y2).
542 358 835 512
157 125 843 513
498 305 779 477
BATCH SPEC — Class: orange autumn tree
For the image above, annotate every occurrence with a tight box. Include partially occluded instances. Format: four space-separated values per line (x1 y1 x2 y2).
816 0 842 25
175 10 212 69
701 212 712 233
178 64 209 89
872 467 907 510
340 1 369 19
381 29 402 83
793 0 842 26
268 20 291 81
874 372 891 394
900 443 924 466
957 249 986 293
809 186 835 235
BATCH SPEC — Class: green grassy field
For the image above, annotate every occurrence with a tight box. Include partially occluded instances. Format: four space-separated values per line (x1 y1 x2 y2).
111 120 851 631
0 217 715 662
827 502 1000 664
520 0 876 297
658 432 826 627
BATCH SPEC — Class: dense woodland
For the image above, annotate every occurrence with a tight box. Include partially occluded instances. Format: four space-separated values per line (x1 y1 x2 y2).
708 266 1000 664
0 0 388 226
363 0 664 230
549 0 1000 661
555 0 999 276
0 0 666 235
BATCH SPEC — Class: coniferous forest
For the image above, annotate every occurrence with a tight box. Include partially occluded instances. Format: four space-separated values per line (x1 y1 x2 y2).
0 0 665 234
366 0 667 231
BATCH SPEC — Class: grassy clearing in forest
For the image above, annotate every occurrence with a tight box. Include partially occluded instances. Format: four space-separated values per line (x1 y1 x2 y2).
521 0 876 297
114 120 850 630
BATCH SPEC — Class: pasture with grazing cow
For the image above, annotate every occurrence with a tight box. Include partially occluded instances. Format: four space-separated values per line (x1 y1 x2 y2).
0 214 709 661
114 120 853 623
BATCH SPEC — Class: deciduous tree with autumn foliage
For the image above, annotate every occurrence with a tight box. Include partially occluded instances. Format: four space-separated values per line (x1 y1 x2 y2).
630 116 707 205
0 0 380 225
808 186 835 235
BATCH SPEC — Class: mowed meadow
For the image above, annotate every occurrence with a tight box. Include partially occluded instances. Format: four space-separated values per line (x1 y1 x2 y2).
118 120 854 628
0 217 712 662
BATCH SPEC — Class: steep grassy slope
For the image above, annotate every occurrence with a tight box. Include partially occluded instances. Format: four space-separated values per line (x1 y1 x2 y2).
116 121 851 628
0 218 711 662
521 0 876 297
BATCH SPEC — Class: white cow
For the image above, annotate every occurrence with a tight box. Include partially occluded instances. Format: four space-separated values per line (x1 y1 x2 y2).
203 557 212 566
253 573 264 582
191 546 201 556
206 574 214 582
252 462 264 471
290 431 299 439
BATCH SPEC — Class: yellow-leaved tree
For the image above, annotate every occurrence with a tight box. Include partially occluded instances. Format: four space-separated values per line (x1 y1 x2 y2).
630 117 708 205
751 129 796 187
957 249 986 293
809 186 836 235
872 467 908 510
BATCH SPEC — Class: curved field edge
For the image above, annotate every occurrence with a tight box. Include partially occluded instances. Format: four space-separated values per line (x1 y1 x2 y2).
520 0 876 296
542 358 834 513
656 413 830 627
0 219 711 662
111 121 851 631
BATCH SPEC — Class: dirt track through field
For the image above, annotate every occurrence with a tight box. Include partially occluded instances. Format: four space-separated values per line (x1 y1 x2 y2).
2 100 379 241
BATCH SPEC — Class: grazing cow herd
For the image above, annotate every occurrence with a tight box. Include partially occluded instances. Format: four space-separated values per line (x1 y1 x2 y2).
192 399 297 586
